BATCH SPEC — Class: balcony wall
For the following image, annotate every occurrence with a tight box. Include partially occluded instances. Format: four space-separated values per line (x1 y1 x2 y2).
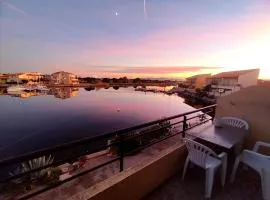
68 142 187 200
215 85 270 151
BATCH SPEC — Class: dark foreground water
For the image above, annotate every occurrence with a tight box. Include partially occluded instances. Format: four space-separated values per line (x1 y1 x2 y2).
0 87 194 160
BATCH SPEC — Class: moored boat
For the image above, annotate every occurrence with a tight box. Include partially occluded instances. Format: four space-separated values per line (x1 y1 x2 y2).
7 85 27 93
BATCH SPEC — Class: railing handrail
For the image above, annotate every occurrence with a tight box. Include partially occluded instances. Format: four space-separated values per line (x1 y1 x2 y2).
0 104 216 166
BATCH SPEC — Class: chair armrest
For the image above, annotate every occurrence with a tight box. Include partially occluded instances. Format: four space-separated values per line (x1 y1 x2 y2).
218 152 227 159
252 141 270 152
218 152 228 166
241 150 269 172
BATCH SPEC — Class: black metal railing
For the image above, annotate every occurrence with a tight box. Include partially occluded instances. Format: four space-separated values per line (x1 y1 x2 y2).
0 104 216 200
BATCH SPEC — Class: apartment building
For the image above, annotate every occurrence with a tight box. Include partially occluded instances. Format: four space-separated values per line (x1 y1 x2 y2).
50 71 79 85
185 74 211 89
206 69 260 96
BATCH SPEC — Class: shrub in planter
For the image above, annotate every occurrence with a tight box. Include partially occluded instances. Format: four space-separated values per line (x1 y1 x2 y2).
121 138 140 154
9 155 54 183
45 167 62 185
108 135 141 155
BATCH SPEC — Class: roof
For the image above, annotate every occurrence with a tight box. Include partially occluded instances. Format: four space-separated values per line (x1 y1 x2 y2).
209 69 259 79
0 74 9 79
186 73 211 80
52 71 73 75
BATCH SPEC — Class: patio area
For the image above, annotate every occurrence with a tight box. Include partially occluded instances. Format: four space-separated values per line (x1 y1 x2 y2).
145 165 262 200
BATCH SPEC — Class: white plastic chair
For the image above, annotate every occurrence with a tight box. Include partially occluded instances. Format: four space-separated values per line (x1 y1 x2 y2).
219 117 249 155
219 117 249 130
182 138 228 198
230 141 270 200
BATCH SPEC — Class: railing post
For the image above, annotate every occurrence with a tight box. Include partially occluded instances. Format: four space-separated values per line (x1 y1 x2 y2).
211 105 216 121
182 115 187 138
119 135 124 172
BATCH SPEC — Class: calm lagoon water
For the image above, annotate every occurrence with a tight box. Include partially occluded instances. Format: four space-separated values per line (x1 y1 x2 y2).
0 87 194 159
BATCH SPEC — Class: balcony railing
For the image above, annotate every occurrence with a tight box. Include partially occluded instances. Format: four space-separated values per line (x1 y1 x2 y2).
0 105 216 200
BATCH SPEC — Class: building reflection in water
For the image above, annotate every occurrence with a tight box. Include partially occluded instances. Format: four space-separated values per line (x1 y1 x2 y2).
1 87 80 99
1 90 45 99
49 87 79 99
0 88 7 95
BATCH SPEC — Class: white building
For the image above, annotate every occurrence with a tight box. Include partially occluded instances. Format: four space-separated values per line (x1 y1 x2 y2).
50 71 79 85
206 69 260 97
18 72 42 82
6 72 42 83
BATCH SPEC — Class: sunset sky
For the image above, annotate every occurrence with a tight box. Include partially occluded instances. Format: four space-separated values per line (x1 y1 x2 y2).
0 0 270 79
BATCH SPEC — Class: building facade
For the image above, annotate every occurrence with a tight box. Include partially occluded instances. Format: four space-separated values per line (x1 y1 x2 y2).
50 71 79 85
18 72 41 82
3 72 42 83
206 69 260 97
0 74 9 84
185 74 211 89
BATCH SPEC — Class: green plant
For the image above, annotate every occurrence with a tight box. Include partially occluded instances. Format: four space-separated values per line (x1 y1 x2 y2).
158 120 172 135
46 167 62 185
9 155 54 182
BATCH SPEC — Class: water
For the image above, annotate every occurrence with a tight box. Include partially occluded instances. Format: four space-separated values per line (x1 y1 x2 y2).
0 87 194 160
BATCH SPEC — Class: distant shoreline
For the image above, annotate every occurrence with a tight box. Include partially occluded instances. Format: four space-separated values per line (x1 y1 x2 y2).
0 82 177 88
46 82 177 88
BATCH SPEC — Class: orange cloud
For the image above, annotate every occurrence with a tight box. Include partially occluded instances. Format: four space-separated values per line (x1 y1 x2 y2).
107 66 221 74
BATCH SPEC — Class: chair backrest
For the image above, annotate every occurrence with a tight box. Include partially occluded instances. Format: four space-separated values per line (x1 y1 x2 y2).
183 138 217 168
220 117 249 130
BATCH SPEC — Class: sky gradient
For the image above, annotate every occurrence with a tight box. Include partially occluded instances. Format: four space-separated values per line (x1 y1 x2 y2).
0 0 270 79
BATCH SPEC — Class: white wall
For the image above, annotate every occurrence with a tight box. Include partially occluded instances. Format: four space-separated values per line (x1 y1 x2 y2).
238 69 259 88
209 86 241 97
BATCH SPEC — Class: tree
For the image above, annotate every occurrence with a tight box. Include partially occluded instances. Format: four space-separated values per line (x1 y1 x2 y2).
195 88 207 98
133 78 141 83
178 83 188 88
195 88 201 94
122 76 128 83
112 78 118 83
102 78 110 83
202 84 212 92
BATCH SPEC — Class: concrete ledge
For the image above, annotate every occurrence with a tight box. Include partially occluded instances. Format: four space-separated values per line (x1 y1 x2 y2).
68 142 187 200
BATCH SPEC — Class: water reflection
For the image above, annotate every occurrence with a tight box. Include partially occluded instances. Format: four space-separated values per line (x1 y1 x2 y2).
0 88 7 95
0 87 192 160
84 87 95 91
0 85 175 100
113 86 119 90
49 87 79 99
0 87 79 99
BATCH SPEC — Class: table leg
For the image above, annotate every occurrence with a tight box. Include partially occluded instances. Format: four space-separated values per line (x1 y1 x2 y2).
234 140 243 157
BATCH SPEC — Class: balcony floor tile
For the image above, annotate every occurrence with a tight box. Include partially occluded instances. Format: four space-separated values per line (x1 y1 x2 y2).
145 166 262 200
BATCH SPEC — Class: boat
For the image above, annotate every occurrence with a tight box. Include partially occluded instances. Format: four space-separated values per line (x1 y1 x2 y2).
7 85 27 93
33 85 50 91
